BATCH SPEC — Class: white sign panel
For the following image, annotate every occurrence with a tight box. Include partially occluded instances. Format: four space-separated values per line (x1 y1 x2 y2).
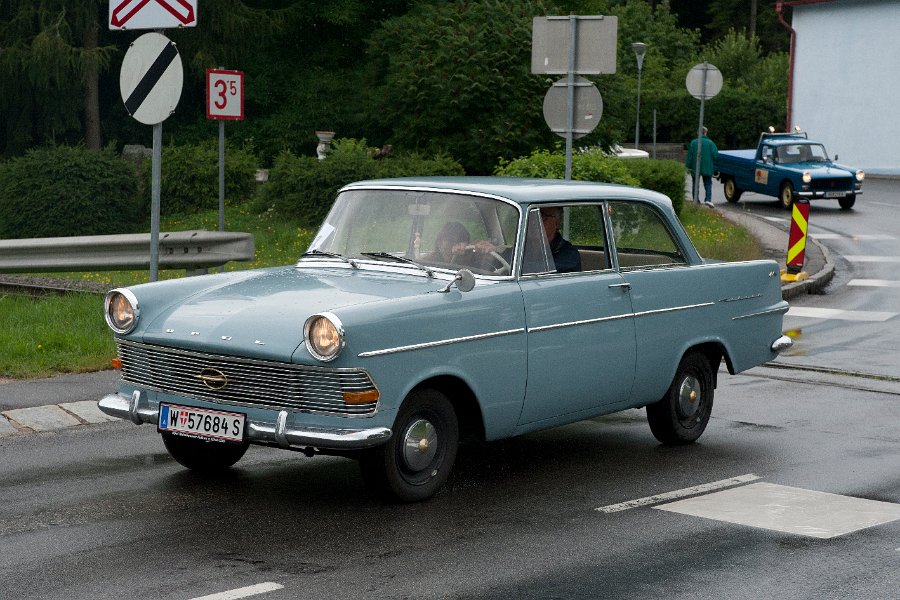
686 63 723 100
206 69 245 120
531 16 618 75
109 0 198 30
119 32 184 125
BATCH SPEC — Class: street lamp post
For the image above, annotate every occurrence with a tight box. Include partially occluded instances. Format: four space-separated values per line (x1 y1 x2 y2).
632 42 648 150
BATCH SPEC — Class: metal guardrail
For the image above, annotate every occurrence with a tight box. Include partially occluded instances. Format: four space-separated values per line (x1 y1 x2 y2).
0 230 255 275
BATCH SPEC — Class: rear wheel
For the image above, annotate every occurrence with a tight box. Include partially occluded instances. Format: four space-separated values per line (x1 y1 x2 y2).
723 177 742 203
779 182 794 210
162 433 249 472
646 351 715 445
839 195 856 210
359 389 459 502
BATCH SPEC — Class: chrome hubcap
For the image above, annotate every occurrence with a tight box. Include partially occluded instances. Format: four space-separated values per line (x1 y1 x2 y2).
402 418 438 472
677 375 702 418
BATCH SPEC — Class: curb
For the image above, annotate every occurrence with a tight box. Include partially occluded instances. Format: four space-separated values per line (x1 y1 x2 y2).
780 235 834 300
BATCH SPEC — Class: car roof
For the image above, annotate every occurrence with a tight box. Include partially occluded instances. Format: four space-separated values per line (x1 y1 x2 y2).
341 177 674 210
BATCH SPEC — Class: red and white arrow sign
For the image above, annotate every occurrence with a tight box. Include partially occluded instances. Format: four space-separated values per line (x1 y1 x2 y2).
109 0 197 30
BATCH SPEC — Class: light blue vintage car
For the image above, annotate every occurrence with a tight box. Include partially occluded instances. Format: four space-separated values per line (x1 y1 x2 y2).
99 177 791 502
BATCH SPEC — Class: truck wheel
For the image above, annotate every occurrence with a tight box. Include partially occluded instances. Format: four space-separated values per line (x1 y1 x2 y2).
161 433 249 472
646 351 715 445
779 182 794 210
359 388 459 502
839 195 856 210
723 178 742 203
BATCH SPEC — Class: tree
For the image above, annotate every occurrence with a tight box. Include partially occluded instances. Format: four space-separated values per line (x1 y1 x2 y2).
0 1 115 154
366 0 555 174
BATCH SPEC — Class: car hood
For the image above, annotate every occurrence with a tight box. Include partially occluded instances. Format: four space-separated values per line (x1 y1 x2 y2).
137 266 444 359
792 163 853 178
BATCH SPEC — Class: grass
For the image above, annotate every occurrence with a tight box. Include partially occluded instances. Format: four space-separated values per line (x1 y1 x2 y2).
1 201 760 379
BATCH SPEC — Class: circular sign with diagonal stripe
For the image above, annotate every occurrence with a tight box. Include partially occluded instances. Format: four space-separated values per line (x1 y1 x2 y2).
119 32 183 125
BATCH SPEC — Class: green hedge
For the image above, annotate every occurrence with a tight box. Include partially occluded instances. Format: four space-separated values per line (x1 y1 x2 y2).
254 139 464 227
143 141 259 216
620 159 686 215
0 146 142 238
495 149 686 215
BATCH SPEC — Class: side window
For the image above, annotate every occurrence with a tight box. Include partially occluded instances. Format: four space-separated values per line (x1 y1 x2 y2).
761 146 773 163
607 201 686 270
521 204 609 276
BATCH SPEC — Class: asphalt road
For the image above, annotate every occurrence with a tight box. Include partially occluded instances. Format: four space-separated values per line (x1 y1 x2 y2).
0 179 898 599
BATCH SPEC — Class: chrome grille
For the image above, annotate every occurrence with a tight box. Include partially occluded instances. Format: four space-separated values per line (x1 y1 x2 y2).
116 340 378 416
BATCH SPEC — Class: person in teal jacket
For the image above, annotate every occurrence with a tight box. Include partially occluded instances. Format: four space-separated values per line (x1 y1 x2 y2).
685 127 719 206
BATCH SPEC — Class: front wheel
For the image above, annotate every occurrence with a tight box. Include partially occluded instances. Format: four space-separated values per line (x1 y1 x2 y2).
839 195 856 210
779 182 794 210
359 389 459 502
723 177 742 203
162 433 249 472
646 351 715 445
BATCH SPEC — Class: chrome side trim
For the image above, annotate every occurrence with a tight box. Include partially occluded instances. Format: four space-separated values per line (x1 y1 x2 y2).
97 393 392 451
529 303 714 334
732 306 790 320
358 328 525 358
529 313 632 333
632 302 715 318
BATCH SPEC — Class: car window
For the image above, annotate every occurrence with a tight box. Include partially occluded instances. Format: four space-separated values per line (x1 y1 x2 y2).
607 201 686 270
310 189 520 276
521 204 609 276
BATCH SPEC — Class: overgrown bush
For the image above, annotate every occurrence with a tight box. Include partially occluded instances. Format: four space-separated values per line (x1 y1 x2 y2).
620 159 686 215
0 145 142 238
254 139 464 227
143 140 259 216
495 148 686 215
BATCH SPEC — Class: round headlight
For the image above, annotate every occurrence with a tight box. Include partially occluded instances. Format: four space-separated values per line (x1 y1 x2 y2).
856 169 865 182
304 313 344 361
802 171 812 184
104 289 139 334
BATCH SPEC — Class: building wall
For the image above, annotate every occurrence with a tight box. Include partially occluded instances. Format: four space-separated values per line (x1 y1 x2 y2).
792 0 900 174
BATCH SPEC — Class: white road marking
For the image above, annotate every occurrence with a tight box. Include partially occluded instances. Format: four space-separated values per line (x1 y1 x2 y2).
595 474 760 513
785 306 896 322
847 279 900 287
655 482 900 539
845 255 900 263
191 582 284 600
809 233 895 241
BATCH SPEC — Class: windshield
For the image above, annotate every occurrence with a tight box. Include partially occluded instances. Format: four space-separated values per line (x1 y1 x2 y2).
776 143 829 164
306 188 520 276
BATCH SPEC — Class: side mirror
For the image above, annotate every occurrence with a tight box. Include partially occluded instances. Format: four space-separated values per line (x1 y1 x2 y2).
440 269 476 293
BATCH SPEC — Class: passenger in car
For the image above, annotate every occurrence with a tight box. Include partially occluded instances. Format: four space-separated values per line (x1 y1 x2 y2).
539 207 581 273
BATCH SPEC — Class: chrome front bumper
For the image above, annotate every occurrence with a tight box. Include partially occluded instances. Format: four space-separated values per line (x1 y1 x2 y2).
98 392 392 451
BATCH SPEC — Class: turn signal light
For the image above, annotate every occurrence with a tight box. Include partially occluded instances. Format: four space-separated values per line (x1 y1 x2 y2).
343 389 380 404
111 358 123 369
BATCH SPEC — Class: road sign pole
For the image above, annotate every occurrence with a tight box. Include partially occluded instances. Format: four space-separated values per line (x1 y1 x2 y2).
565 15 576 181
219 120 225 231
150 122 162 281
693 64 709 203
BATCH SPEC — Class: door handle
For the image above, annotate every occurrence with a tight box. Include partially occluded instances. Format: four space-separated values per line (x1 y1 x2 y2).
608 282 631 291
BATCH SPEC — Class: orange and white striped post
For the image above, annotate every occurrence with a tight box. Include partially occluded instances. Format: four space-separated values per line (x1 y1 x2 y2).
781 199 810 282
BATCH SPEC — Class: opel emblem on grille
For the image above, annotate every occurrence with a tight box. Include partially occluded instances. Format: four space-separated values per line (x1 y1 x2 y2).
194 367 230 390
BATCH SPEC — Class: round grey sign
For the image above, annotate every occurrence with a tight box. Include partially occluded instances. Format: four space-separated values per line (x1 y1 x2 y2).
543 77 603 139
685 63 723 100
119 32 183 125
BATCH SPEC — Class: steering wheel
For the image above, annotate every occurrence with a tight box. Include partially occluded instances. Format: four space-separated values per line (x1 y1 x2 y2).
480 250 511 276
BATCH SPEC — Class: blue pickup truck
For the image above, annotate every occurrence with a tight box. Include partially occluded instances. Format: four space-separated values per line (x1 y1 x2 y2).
714 131 864 210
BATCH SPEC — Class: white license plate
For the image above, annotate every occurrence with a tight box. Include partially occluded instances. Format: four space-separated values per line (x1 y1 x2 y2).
159 403 245 443
824 191 847 198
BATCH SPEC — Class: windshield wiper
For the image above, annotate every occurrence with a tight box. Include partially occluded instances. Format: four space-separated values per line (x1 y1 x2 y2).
301 249 358 268
360 252 435 277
